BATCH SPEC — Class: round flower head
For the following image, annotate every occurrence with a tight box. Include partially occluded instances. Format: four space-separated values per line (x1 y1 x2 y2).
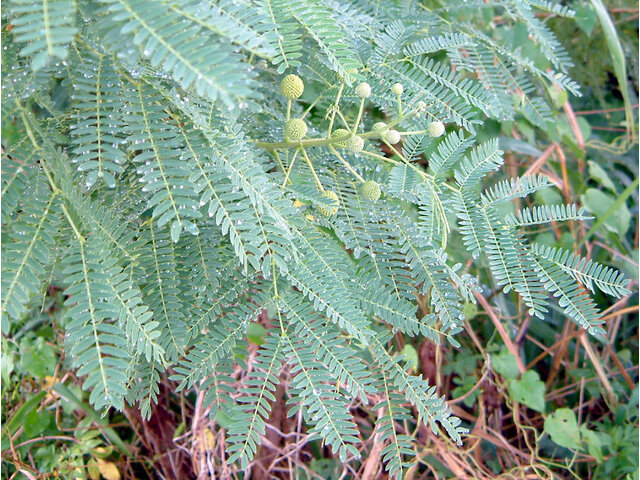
355 82 371 99
361 180 381 202
285 118 308 140
391 83 403 95
331 128 350 148
383 129 401 145
318 190 339 216
280 74 304 99
427 120 445 138
346 135 365 154
372 122 388 135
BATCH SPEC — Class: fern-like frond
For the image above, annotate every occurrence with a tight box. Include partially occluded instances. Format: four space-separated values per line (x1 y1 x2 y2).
408 57 501 119
529 254 605 335
369 333 466 444
99 0 250 102
172 302 262 393
373 374 415 479
8 0 77 70
377 60 480 131
138 222 189 360
1 181 60 326
123 83 201 242
287 0 361 80
387 163 421 198
280 292 375 401
508 0 573 72
104 270 165 364
506 204 593 227
125 359 162 419
227 332 285 468
282 326 361 463
531 244 632 298
256 0 303 72
454 139 504 191
169 0 277 60
62 238 129 411
70 50 127 188
428 131 475 181
481 174 552 205
403 32 473 57
480 209 549 318
453 191 484 259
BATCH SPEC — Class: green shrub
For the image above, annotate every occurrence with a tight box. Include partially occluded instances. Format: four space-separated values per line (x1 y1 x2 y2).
1 0 632 477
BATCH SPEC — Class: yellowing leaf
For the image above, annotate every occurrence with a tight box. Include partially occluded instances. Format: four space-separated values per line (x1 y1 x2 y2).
97 459 120 480
204 428 216 450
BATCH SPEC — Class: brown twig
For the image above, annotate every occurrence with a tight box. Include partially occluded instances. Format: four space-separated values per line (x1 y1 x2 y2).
474 291 526 375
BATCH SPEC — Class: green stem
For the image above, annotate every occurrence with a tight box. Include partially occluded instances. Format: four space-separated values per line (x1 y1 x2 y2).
353 97 366 133
273 150 286 174
301 147 324 191
360 149 401 165
281 149 300 188
326 84 344 138
257 109 420 150
302 95 322 119
286 99 292 121
329 146 366 183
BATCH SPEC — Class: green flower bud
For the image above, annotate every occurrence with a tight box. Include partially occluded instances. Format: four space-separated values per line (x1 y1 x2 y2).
391 83 403 95
318 190 339 216
285 118 308 140
361 180 381 202
280 74 304 99
331 128 351 148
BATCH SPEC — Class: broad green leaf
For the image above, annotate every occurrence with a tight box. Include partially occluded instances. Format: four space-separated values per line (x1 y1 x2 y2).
544 408 580 449
492 350 520 380
581 188 631 236
587 161 616 192
508 371 546 412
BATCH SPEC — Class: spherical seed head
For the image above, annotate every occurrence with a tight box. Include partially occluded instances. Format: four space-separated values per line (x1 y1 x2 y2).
391 83 403 95
346 135 365 154
361 180 381 202
383 129 401 145
285 118 307 140
355 82 371 98
318 190 339 216
427 120 445 138
280 74 304 99
372 122 388 135
331 128 350 148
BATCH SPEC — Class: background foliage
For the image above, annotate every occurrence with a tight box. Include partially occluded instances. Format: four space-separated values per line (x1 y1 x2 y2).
1 0 638 479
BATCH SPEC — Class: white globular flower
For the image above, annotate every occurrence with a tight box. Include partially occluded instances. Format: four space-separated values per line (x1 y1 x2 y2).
285 118 308 140
372 122 388 135
280 74 304 99
391 83 403 95
383 129 401 145
427 120 445 138
355 82 371 98
346 135 365 154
